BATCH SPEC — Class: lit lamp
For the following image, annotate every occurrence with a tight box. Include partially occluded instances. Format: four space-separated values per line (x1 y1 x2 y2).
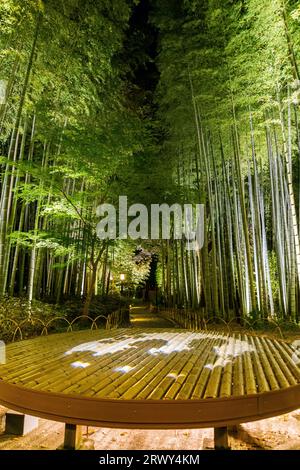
120 273 125 295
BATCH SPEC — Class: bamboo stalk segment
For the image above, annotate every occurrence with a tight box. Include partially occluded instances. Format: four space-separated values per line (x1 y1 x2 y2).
263 338 297 386
97 332 186 398
191 334 226 399
259 337 290 388
119 335 194 400
252 336 279 391
248 335 270 393
274 341 300 381
241 334 257 395
232 334 245 396
219 335 235 398
2 329 125 381
63 335 166 396
134 333 201 400
203 334 232 399
167 335 218 399
17 331 131 390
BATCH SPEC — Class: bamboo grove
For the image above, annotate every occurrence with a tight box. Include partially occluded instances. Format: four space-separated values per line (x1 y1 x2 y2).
1 0 300 324
0 0 151 315
155 0 300 322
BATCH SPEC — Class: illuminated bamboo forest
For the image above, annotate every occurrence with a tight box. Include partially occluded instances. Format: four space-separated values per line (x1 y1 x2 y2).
0 0 300 326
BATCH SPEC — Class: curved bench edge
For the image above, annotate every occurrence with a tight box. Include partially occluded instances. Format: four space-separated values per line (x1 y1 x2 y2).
0 380 300 429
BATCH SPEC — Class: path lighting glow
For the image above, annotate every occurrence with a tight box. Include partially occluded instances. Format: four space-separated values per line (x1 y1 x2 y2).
120 273 125 281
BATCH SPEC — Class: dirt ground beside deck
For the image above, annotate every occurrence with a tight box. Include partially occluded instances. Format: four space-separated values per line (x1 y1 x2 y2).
0 405 300 450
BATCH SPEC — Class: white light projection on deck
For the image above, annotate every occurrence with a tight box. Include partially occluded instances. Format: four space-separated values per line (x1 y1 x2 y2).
204 337 256 370
114 365 135 373
64 331 256 372
71 361 90 368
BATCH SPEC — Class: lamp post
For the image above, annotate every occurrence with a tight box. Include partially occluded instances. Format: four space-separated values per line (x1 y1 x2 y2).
120 273 125 295
119 273 125 315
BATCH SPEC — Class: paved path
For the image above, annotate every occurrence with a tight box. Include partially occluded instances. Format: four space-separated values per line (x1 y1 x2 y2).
129 306 178 328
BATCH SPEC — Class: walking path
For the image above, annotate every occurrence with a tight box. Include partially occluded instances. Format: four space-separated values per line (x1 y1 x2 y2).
129 305 178 328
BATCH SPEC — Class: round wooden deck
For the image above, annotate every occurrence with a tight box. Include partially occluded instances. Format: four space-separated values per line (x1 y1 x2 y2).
0 328 300 429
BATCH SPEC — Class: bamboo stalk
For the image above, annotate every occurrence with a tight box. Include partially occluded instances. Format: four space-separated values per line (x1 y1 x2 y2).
219 334 235 398
263 338 298 386
252 336 280 390
241 335 257 395
191 333 226 399
248 335 270 393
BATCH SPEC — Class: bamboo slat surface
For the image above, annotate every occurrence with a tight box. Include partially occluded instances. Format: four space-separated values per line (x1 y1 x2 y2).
1 328 300 401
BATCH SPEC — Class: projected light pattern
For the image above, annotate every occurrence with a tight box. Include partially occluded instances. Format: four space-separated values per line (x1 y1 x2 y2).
65 337 135 357
114 365 135 373
204 337 255 370
1 327 300 403
167 373 186 380
64 331 255 371
65 331 203 357
71 361 90 368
